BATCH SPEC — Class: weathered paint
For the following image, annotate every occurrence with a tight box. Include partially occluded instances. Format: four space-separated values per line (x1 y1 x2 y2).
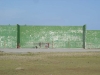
0 25 17 48
86 30 100 49
0 25 100 49
20 26 83 48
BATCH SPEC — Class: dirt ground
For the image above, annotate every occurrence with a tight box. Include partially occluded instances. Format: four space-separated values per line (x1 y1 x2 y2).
0 52 100 75
0 48 100 53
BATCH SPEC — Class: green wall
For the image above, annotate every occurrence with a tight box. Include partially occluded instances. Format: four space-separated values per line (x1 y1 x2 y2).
20 26 83 48
0 25 17 48
86 30 100 49
0 25 100 49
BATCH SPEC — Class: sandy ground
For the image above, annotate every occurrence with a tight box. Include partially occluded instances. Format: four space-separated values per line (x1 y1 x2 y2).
0 48 100 53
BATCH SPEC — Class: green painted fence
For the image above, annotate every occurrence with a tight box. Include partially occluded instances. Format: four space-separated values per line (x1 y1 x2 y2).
0 25 17 48
0 25 100 49
86 30 100 49
20 26 83 48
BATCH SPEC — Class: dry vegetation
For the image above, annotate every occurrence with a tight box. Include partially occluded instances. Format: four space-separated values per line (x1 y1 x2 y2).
0 52 100 75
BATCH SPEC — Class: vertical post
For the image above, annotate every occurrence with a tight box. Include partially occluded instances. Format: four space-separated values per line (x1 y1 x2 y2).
68 41 70 48
52 41 53 49
17 24 20 48
83 25 86 49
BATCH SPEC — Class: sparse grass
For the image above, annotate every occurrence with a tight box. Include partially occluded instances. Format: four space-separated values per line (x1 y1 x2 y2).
0 52 100 75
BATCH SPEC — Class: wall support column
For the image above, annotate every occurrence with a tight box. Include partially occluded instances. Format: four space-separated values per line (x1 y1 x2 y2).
83 25 86 49
17 24 20 48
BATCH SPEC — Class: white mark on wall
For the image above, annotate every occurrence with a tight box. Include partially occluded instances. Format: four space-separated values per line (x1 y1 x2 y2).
49 31 55 36
77 30 83 33
53 36 58 41
70 30 83 33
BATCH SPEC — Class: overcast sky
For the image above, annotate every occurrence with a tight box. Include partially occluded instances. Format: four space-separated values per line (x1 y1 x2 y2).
0 0 100 30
